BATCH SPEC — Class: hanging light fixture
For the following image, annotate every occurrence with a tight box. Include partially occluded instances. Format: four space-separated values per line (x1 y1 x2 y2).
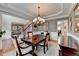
33 5 45 27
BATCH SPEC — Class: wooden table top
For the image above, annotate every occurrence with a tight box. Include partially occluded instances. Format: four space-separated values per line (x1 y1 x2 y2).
22 35 45 45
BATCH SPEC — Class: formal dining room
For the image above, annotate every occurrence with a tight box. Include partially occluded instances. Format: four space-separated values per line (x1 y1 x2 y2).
0 3 79 56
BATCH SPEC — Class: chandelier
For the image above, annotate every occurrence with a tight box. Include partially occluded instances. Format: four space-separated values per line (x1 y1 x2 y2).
33 5 45 27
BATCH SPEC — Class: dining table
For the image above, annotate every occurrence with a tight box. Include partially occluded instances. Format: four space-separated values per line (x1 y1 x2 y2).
21 34 45 56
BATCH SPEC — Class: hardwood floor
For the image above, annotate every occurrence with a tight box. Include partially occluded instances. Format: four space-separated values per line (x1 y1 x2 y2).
0 49 3 56
2 39 59 56
2 37 79 56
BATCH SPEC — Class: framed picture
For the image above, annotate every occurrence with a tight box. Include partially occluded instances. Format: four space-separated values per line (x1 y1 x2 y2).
11 24 23 36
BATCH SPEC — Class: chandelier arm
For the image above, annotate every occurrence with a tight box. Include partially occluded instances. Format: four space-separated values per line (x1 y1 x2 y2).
38 5 40 17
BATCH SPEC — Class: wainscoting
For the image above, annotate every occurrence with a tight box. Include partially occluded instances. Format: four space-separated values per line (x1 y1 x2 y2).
2 39 15 54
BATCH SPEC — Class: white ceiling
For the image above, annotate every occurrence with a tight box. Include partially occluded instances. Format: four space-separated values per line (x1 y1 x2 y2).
0 3 75 21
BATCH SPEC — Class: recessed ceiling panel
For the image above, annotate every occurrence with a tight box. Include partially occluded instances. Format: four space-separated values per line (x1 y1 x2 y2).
7 3 62 17
0 3 74 20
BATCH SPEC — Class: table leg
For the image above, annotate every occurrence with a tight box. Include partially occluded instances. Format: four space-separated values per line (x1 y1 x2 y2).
32 45 34 55
44 42 46 54
32 45 37 56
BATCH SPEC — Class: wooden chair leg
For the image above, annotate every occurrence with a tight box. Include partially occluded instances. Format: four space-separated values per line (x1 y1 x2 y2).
16 52 18 56
59 50 62 56
44 46 45 54
32 45 36 56
44 43 46 54
36 46 38 50
47 45 48 50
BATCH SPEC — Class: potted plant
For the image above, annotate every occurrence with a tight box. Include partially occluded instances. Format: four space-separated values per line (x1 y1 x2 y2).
0 30 6 37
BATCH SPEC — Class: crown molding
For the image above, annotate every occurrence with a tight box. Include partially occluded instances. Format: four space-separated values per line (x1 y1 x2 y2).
44 3 76 21
45 14 69 21
6 4 35 18
0 4 35 20
0 5 34 20
43 4 63 18
68 3 76 17
0 4 76 21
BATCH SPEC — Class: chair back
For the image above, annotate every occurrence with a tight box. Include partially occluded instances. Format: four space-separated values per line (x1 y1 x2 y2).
12 36 22 56
45 33 50 44
27 32 32 39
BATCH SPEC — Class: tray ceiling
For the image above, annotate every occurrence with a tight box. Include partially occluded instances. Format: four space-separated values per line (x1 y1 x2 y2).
0 3 75 20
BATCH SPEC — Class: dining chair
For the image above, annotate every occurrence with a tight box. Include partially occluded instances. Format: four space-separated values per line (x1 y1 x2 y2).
38 33 50 54
11 36 32 56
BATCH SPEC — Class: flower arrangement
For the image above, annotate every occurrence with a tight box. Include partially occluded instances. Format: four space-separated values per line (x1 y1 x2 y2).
0 30 6 37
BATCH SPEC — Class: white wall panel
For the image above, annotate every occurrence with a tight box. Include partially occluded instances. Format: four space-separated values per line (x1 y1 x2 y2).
2 14 29 39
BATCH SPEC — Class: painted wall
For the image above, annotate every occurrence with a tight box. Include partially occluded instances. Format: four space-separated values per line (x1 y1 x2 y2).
2 14 29 39
48 20 57 32
33 20 58 40
0 14 2 30
0 13 2 49
33 20 57 32
48 20 58 40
